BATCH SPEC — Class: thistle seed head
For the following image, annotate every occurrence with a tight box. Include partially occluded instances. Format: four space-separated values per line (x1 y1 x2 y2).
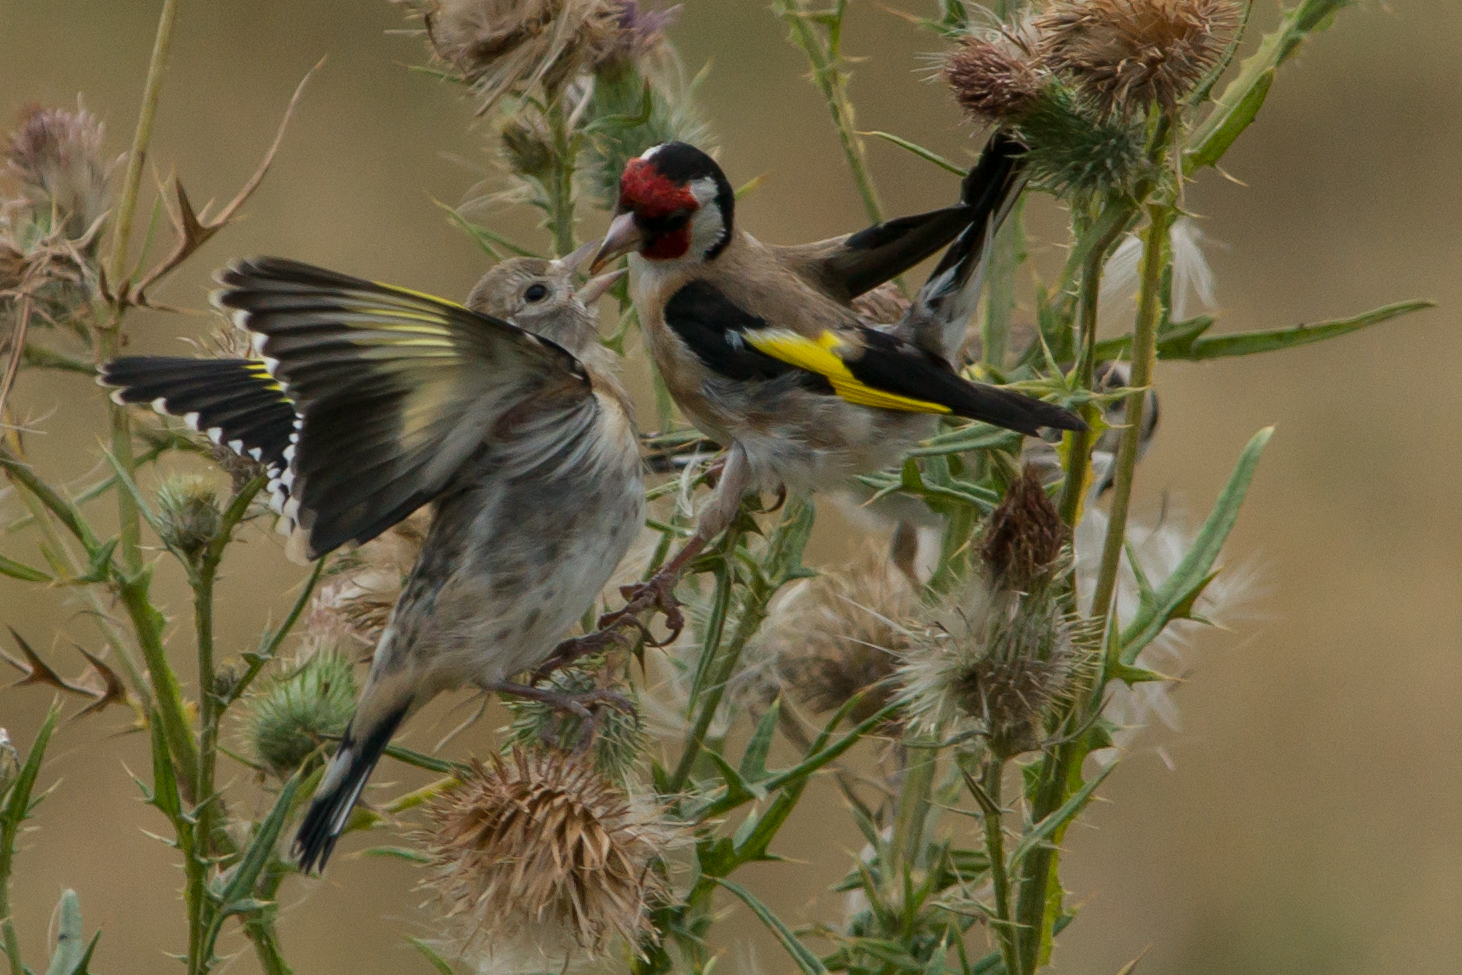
421 748 677 959
407 0 624 110
898 569 1084 758
944 32 1046 124
981 464 1070 592
759 551 918 724
298 511 429 655
4 103 113 241
1036 0 1240 116
154 474 222 563
240 649 356 776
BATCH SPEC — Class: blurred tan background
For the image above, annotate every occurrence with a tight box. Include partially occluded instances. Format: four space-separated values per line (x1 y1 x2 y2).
2 1 1459 973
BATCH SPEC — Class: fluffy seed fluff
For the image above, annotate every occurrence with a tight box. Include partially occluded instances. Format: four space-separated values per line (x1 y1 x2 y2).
1036 0 1240 115
944 30 1046 124
241 649 357 776
408 0 625 110
897 571 1081 758
297 511 429 656
748 550 918 724
421 748 676 960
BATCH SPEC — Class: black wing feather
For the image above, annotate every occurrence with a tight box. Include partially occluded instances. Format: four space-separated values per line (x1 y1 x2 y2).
100 356 298 471
215 257 591 559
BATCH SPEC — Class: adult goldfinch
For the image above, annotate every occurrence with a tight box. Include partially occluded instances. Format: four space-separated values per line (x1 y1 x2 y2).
587 134 1082 605
102 253 643 873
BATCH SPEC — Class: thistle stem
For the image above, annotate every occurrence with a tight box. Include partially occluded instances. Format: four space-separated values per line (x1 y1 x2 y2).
103 0 181 574
546 100 577 258
981 201 1025 370
1056 209 1130 527
977 761 1021 975
1089 203 1172 621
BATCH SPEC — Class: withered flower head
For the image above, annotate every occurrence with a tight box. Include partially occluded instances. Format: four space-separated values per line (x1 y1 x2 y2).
596 0 680 67
240 648 357 776
1036 0 1240 115
981 464 1070 591
945 31 1046 124
409 0 623 111
759 551 918 724
422 748 677 958
4 103 112 240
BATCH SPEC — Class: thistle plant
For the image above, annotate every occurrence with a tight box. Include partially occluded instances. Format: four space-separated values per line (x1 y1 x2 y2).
0 2 1433 975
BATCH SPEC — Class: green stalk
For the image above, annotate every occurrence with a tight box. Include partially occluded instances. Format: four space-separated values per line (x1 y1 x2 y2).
242 865 293 975
1056 210 1130 527
974 761 1021 975
889 743 936 880
546 100 577 259
667 527 745 792
1089 203 1172 620
1 850 20 975
777 0 884 225
102 0 182 573
981 201 1025 370
117 572 200 795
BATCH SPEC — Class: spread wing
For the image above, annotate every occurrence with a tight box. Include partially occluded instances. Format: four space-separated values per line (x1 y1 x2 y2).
663 280 1083 436
775 133 1026 304
100 356 298 472
215 257 591 559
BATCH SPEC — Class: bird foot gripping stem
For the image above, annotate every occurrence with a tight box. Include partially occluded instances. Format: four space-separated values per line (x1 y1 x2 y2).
490 681 638 756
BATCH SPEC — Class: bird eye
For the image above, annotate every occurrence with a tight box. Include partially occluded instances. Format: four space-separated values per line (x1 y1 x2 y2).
524 283 549 302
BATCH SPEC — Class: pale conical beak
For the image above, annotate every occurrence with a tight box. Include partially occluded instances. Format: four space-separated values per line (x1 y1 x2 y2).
552 239 601 274
590 212 643 274
577 268 627 305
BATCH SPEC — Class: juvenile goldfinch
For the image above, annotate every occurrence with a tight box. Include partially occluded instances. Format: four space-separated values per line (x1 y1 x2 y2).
588 134 1082 608
102 253 643 873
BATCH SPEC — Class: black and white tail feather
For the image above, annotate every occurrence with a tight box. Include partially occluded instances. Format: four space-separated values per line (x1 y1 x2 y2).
898 132 1028 363
292 701 408 874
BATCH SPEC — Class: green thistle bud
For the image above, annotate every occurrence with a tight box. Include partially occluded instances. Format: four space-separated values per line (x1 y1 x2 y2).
1011 80 1152 198
500 112 554 178
241 649 356 776
154 475 222 563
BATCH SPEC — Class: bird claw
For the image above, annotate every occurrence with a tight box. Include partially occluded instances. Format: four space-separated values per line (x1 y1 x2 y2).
606 571 684 646
491 682 638 754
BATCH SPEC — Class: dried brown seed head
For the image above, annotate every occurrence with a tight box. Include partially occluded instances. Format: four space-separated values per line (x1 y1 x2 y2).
981 464 1070 590
762 550 918 723
1036 0 1240 115
945 33 1046 124
407 0 623 110
422 748 677 958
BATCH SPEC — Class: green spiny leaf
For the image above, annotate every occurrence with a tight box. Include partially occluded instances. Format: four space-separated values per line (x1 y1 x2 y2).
714 878 828 975
1120 427 1273 663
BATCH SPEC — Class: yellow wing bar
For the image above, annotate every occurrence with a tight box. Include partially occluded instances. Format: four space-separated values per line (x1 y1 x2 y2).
743 329 953 415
